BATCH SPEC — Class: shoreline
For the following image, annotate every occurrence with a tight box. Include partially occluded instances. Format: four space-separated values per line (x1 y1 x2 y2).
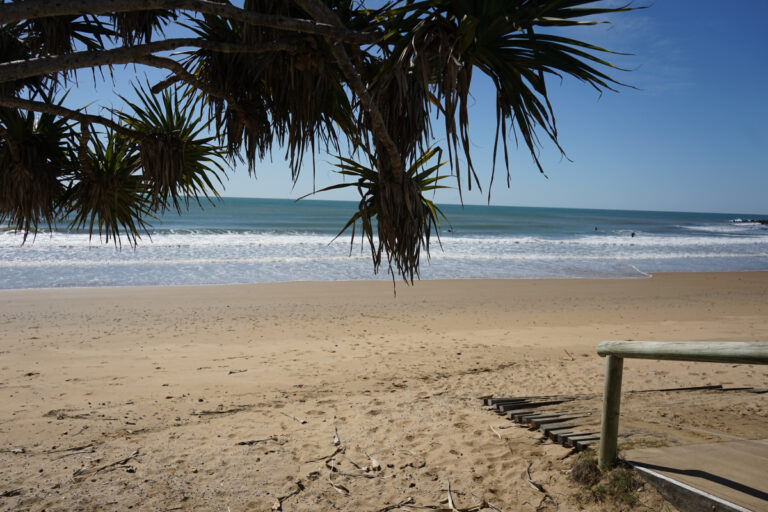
2 269 767 294
2 271 767 511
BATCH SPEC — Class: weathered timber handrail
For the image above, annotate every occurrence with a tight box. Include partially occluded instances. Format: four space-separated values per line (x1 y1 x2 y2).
596 340 768 469
597 341 768 365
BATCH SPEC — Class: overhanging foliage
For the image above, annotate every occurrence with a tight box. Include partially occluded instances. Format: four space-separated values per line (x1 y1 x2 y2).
0 0 636 281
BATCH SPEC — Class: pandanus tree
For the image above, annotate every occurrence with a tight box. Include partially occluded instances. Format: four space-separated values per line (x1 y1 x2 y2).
0 0 633 281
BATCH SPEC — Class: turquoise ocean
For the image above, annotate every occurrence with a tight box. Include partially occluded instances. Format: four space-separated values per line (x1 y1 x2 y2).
1 197 767 289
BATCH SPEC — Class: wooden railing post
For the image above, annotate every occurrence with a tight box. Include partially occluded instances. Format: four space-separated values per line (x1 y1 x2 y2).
595 341 768 469
598 354 624 469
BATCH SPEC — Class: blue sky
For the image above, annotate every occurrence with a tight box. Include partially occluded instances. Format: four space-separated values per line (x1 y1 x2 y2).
68 1 768 215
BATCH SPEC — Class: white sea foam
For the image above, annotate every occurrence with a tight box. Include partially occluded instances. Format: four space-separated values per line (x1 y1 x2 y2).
3 212 768 288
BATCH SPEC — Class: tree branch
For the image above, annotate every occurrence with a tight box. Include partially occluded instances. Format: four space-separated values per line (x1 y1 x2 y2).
0 0 382 44
133 55 251 121
294 0 402 182
0 95 136 138
150 75 182 94
0 38 297 84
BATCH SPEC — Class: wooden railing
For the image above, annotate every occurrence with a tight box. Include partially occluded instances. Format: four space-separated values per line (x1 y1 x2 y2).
596 341 768 468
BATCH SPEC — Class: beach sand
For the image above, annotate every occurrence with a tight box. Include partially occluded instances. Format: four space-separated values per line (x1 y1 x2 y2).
1 272 767 511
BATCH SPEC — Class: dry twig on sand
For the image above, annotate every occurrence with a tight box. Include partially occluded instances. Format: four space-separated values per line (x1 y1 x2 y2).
447 481 460 511
55 446 96 459
375 483 502 511
525 461 558 510
236 436 277 445
74 449 140 477
366 452 382 471
271 481 305 511
280 411 307 424
324 446 350 495
377 496 415 511
328 471 350 495
304 445 345 463
191 407 244 416
0 447 25 454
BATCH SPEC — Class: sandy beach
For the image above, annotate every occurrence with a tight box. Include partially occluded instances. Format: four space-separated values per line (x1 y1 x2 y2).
1 272 767 511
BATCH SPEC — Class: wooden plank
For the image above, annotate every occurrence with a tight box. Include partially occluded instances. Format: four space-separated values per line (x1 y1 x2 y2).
529 415 588 429
518 412 560 423
566 433 600 442
521 414 561 424
491 399 530 408
502 399 569 412
495 400 534 412
597 341 768 365
496 401 537 413
546 429 572 441
507 409 536 420
566 436 600 448
523 411 591 428
557 431 596 443
513 409 562 422
540 423 577 436
486 397 538 406
598 354 623 469
575 439 599 450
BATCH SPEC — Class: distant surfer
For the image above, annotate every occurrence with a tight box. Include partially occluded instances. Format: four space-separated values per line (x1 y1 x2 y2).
631 232 636 238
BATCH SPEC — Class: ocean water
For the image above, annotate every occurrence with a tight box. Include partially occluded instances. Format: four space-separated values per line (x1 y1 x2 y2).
1 197 767 289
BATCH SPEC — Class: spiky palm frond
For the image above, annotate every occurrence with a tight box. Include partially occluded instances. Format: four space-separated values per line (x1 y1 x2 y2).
0 23 52 96
304 146 450 283
112 9 176 46
116 83 225 213
364 54 432 168
63 131 152 247
19 14 112 56
182 3 358 179
380 0 634 198
0 95 74 239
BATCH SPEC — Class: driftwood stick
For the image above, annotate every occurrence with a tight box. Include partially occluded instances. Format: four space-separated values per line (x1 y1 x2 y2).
74 449 140 477
236 436 277 446
191 408 244 415
95 449 140 473
279 412 307 424
525 462 545 492
328 472 350 495
46 443 94 454
447 481 460 512
271 481 305 511
0 448 25 454
377 497 415 512
304 445 344 463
